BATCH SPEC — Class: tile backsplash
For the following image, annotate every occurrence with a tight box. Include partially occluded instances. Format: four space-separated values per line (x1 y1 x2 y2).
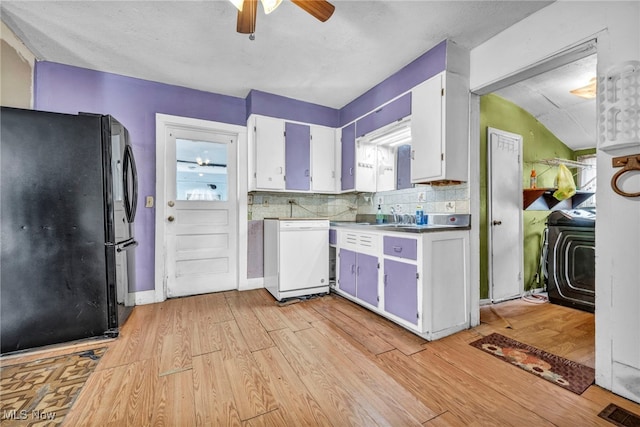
248 183 469 221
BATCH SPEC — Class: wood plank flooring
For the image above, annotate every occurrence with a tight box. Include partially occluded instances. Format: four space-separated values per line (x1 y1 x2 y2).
3 289 640 426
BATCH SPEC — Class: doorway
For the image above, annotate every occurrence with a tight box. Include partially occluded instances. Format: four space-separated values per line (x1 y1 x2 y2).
471 43 598 364
155 114 244 299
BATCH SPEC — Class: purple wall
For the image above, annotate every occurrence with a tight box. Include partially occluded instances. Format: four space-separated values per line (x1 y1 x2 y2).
246 89 339 127
33 39 450 291
340 39 447 126
34 62 246 292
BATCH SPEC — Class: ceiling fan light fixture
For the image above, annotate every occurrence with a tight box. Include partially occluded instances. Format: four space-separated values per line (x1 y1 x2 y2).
260 0 282 14
228 0 244 11
570 77 597 99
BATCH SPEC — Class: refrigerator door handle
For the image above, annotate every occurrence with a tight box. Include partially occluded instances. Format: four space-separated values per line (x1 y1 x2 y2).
123 144 138 224
116 239 138 253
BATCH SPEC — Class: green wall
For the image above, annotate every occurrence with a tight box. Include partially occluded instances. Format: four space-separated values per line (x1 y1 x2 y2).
479 94 577 299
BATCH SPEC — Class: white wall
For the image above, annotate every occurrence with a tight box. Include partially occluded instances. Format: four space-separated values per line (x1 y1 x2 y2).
469 1 640 401
1 21 35 108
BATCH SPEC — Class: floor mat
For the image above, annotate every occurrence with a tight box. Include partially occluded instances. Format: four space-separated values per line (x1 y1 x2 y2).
0 347 106 426
470 333 594 394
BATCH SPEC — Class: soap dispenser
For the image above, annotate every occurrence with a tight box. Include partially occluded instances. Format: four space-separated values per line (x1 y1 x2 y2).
376 205 384 224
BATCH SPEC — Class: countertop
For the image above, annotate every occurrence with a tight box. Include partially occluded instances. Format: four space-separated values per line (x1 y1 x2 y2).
330 214 471 234
264 218 329 221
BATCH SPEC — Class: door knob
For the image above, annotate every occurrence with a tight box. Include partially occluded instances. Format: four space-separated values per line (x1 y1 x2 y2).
492 220 502 225
168 216 175 222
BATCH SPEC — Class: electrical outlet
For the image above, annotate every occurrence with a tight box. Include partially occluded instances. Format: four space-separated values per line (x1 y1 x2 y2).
377 196 384 205
418 191 426 203
263 198 269 207
145 196 154 208
248 194 254 205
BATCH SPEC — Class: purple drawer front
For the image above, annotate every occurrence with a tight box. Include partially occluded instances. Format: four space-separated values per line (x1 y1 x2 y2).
383 236 417 260
329 229 337 245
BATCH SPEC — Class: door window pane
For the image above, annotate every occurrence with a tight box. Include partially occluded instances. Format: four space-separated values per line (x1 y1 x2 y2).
176 138 228 201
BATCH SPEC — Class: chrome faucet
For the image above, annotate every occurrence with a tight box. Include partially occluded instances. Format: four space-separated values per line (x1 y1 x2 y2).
390 207 398 224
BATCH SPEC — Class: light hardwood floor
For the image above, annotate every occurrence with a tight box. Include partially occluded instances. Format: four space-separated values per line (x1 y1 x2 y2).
4 289 640 426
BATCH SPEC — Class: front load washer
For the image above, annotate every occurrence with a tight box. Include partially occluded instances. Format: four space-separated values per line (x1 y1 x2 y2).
546 209 595 313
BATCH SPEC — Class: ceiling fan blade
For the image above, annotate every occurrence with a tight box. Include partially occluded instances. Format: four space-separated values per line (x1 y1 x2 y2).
237 0 257 34
291 0 335 22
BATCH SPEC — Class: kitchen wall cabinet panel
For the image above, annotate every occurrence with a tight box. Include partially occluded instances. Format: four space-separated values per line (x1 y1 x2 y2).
311 125 337 192
250 115 339 194
285 122 311 191
341 123 356 191
396 145 412 190
376 145 396 192
253 115 285 190
411 71 469 184
355 93 412 138
355 140 377 192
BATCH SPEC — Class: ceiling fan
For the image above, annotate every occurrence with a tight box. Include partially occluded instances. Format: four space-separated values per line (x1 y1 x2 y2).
230 0 335 35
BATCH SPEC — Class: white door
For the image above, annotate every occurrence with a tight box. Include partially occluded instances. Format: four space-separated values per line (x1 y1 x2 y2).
255 115 285 190
488 127 523 302
158 120 238 298
310 125 336 192
411 74 443 182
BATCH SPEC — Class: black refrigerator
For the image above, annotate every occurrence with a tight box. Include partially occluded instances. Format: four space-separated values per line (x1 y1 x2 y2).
1 107 138 354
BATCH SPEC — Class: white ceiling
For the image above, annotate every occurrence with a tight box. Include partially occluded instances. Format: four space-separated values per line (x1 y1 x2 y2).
2 1 594 150
494 54 597 150
1 0 552 109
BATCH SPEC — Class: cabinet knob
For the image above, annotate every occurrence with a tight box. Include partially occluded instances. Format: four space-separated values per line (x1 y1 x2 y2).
168 216 175 222
492 220 502 225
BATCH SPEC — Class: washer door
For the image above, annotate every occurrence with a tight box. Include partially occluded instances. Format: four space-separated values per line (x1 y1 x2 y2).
547 226 595 311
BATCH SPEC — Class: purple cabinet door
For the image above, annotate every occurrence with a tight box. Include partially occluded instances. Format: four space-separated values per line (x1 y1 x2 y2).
356 253 378 307
341 123 355 191
396 144 412 189
339 248 356 297
355 93 412 137
384 259 418 324
285 122 310 191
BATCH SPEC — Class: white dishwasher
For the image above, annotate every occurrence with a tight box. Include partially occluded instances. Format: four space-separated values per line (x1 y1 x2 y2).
264 219 329 301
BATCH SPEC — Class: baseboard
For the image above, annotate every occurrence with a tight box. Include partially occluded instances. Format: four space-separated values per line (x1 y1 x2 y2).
134 290 162 305
239 277 264 291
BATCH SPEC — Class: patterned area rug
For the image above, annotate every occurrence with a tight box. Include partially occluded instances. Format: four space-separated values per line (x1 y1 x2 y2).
0 347 106 426
470 333 595 394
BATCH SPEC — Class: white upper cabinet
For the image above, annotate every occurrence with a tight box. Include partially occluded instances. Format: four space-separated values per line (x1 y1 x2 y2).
355 140 378 192
411 71 469 184
253 115 285 190
376 145 396 192
310 125 338 193
249 115 339 193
